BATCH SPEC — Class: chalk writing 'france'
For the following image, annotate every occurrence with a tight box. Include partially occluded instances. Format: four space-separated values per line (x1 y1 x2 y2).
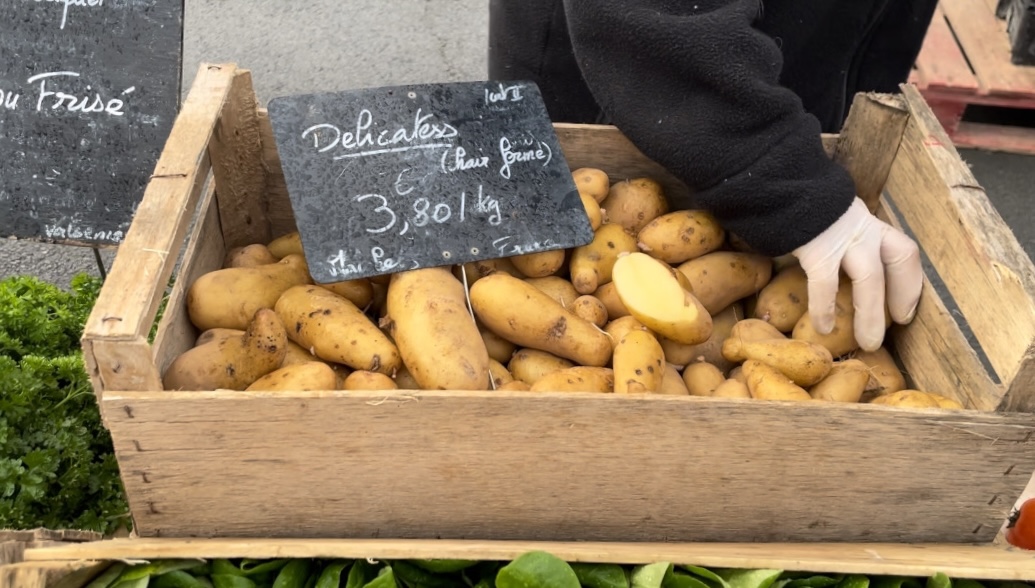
301 108 458 159
35 0 105 31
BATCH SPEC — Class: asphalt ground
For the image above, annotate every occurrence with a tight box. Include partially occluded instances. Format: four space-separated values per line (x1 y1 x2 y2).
1 1 1030 285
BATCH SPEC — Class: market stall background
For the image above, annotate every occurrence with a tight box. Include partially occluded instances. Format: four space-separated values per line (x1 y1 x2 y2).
0 0 1032 283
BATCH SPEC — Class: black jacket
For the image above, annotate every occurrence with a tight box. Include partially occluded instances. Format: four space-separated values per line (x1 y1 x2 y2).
488 0 938 256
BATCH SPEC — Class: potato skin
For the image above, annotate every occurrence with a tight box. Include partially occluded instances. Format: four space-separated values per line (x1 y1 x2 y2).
511 249 567 278
853 347 906 395
187 254 312 331
525 277 580 308
809 359 870 403
164 308 287 391
471 273 613 367
343 370 398 391
601 177 670 233
387 268 490 390
246 362 338 392
322 278 375 310
677 252 773 314
722 337 833 387
604 316 648 351
581 193 604 230
613 330 665 393
660 303 741 371
592 282 630 319
530 367 615 393
637 210 725 264
268 231 304 259
742 359 813 402
569 223 639 295
275 285 401 375
713 378 751 399
508 349 575 385
497 380 532 391
869 389 940 409
660 363 690 395
225 244 279 268
488 359 515 389
572 167 610 203
754 264 809 332
480 322 518 364
572 295 609 328
682 361 725 397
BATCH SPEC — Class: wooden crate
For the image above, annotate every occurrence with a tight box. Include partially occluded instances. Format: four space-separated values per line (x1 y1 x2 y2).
0 530 106 588
910 0 1035 154
80 63 1035 544
17 538 1035 583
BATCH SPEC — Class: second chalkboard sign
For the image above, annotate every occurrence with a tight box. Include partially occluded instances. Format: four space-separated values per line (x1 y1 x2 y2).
267 81 594 284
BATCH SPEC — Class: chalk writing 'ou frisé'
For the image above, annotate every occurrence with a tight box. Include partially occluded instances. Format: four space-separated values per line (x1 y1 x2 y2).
301 108 458 158
27 71 132 116
35 0 105 31
0 87 19 110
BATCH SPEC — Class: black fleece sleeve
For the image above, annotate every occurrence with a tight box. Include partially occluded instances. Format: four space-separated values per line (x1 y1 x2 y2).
561 0 858 257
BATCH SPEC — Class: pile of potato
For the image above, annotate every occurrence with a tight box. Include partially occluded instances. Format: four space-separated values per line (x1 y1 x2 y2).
163 167 963 410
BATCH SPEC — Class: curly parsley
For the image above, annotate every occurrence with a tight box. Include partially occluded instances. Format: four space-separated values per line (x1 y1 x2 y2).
0 274 130 535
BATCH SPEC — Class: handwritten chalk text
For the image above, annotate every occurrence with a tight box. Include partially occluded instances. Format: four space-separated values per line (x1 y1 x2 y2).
302 108 458 159
485 83 524 105
498 135 552 179
28 71 132 116
35 0 105 31
0 88 20 110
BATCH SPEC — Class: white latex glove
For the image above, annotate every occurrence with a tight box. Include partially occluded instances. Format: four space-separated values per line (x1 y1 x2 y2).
792 197 923 352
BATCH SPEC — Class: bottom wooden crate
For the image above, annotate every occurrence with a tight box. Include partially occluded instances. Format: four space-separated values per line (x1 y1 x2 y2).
14 539 1035 584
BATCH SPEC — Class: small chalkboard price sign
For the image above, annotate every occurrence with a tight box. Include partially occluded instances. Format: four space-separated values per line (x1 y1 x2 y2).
0 0 183 246
267 81 595 284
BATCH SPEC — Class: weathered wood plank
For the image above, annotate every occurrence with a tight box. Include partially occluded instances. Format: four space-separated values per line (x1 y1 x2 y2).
257 108 298 240
150 178 225 378
832 94 909 213
81 63 236 397
102 389 1035 544
912 5 980 93
885 85 1035 412
209 69 271 249
940 0 1035 96
25 538 1035 581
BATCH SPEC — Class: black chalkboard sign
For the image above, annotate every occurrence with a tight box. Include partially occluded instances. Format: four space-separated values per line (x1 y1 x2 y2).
267 81 595 283
0 0 183 246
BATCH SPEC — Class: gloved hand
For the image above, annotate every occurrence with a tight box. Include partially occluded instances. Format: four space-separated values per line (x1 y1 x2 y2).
792 197 923 352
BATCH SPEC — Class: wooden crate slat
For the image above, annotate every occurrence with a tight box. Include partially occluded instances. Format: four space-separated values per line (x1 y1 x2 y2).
208 69 272 249
81 63 239 396
940 0 1035 97
257 109 298 240
101 389 1035 544
953 120 1035 156
913 5 980 93
21 539 1035 581
831 93 910 212
884 85 1035 410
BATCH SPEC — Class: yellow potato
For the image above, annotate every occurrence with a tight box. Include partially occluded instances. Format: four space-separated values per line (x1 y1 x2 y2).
572 295 609 328
195 328 245 347
869 389 940 409
682 361 725 397
604 316 648 351
569 223 640 295
480 322 518 364
809 359 870 402
613 329 665 393
612 252 712 345
721 337 833 387
852 347 907 395
572 167 610 203
343 370 398 391
600 177 670 233
659 303 741 371
581 193 603 230
926 392 966 410
488 359 515 389
187 254 312 331
677 252 773 314
728 366 746 384
470 273 613 367
592 282 630 319
530 366 615 393
727 318 787 343
659 363 690 395
510 249 567 278
712 378 751 399
275 285 401 375
321 278 375 310
497 380 532 391
225 243 279 268
267 231 304 259
281 340 325 367
792 275 891 358
246 361 338 392
525 276 580 308
508 349 575 385
387 268 490 390
636 210 725 264
164 308 287 391
754 264 809 332
742 359 813 402
455 257 525 284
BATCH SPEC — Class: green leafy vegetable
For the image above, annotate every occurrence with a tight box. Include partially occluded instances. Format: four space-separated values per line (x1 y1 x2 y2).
631 563 673 588
496 551 581 588
570 563 630 588
0 274 129 535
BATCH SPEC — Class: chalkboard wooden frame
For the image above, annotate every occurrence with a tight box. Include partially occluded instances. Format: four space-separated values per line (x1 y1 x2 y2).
0 0 185 247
